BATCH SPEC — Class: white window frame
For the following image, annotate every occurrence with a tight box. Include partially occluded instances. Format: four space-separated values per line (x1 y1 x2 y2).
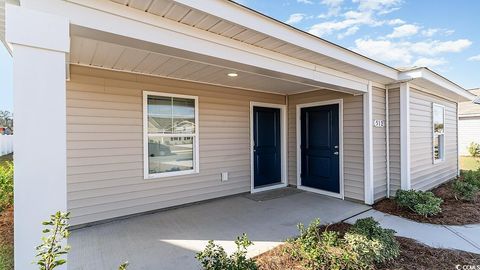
143 91 199 179
432 103 445 164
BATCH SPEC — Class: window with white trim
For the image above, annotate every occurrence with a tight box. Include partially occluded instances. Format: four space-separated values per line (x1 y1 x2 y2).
143 91 199 179
433 103 445 163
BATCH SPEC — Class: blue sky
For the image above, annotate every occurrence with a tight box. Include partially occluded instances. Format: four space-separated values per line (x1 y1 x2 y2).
1 0 479 112
236 0 480 88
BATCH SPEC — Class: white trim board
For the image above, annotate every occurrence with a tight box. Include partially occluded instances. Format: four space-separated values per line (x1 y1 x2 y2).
363 82 374 204
296 99 345 199
400 82 411 190
250 102 288 193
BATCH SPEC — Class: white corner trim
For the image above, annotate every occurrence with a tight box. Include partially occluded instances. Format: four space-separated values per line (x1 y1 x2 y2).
363 81 374 204
296 99 344 199
400 82 411 190
6 4 70 53
249 102 288 193
456 102 460 176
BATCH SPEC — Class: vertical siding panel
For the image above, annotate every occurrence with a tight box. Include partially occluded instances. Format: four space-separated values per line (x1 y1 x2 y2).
287 90 364 201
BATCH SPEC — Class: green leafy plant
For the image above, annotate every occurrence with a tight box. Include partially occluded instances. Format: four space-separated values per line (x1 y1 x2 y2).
118 262 129 270
285 218 399 270
196 233 257 270
463 169 480 188
453 180 479 201
468 142 480 158
395 189 443 217
35 212 71 270
348 217 399 263
0 161 13 212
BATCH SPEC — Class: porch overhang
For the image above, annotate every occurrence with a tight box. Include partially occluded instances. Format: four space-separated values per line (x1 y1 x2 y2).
17 0 376 95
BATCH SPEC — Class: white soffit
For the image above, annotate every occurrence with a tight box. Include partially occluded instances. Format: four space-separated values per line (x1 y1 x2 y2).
108 0 396 84
70 36 328 95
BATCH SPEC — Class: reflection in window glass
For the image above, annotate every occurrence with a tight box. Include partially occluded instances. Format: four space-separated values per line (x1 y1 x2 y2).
433 104 445 162
148 137 194 174
145 93 197 178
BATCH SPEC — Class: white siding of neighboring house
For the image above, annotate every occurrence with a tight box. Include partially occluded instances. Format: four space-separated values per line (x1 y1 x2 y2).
409 88 458 191
388 87 401 196
372 87 387 201
459 117 480 156
66 66 286 225
287 90 365 202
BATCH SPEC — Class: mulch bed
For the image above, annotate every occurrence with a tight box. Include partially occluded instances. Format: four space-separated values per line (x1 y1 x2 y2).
0 207 13 246
373 180 480 225
255 223 480 270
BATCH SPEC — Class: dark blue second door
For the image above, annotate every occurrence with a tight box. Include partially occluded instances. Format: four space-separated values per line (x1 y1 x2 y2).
253 106 282 188
300 104 340 193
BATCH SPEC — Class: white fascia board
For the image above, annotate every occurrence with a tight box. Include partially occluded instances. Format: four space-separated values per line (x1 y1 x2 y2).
399 68 475 102
174 0 399 81
24 0 368 93
5 4 69 52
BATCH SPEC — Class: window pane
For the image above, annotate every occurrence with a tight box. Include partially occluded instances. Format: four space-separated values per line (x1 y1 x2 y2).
148 136 194 174
172 98 195 134
433 105 444 133
434 134 444 160
434 135 440 160
148 96 172 134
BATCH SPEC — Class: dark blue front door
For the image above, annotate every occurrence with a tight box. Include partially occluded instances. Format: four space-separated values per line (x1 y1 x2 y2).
300 104 340 193
253 106 281 188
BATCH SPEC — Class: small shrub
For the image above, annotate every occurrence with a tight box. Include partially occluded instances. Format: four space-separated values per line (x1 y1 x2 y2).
395 189 443 217
0 161 13 211
453 180 478 201
35 212 71 270
286 218 399 270
348 217 399 263
463 170 480 188
468 142 480 157
196 233 258 270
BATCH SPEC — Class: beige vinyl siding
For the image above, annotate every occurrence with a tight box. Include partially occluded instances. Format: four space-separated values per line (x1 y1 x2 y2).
388 87 401 196
409 88 458 191
287 90 364 201
458 117 480 156
372 87 387 201
67 65 285 225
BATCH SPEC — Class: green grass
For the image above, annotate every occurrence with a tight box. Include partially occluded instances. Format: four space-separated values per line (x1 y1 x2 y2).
0 244 13 270
460 156 480 171
0 154 12 167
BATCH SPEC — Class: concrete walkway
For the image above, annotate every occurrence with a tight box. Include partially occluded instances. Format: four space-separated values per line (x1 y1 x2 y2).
69 189 370 270
346 209 480 254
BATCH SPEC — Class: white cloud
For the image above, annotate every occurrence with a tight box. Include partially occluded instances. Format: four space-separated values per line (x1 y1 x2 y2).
353 38 472 67
338 26 360 39
352 0 402 12
387 19 405 25
309 9 381 37
468 54 480 61
318 0 344 18
421 28 455 37
386 24 419 38
413 57 447 67
297 0 314 4
285 13 307 24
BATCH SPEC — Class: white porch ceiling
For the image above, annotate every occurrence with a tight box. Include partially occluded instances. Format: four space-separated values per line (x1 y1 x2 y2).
70 36 319 94
109 0 394 85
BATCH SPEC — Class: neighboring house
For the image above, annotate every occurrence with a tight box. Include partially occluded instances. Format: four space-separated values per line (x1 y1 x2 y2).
2 0 476 269
459 88 480 156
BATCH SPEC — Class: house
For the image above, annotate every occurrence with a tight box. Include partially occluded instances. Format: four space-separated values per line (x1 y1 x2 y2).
459 88 480 156
2 0 476 269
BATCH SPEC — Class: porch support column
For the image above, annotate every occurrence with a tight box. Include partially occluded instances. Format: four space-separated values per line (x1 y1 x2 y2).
400 82 411 190
363 81 374 204
6 5 69 270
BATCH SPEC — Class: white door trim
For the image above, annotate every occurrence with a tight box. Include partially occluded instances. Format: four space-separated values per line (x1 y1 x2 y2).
250 102 288 193
296 99 345 199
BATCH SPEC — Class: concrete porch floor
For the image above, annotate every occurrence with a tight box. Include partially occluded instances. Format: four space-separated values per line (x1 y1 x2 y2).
69 189 370 270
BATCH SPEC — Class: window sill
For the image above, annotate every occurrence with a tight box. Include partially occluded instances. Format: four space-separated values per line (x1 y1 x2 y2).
144 169 199 180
